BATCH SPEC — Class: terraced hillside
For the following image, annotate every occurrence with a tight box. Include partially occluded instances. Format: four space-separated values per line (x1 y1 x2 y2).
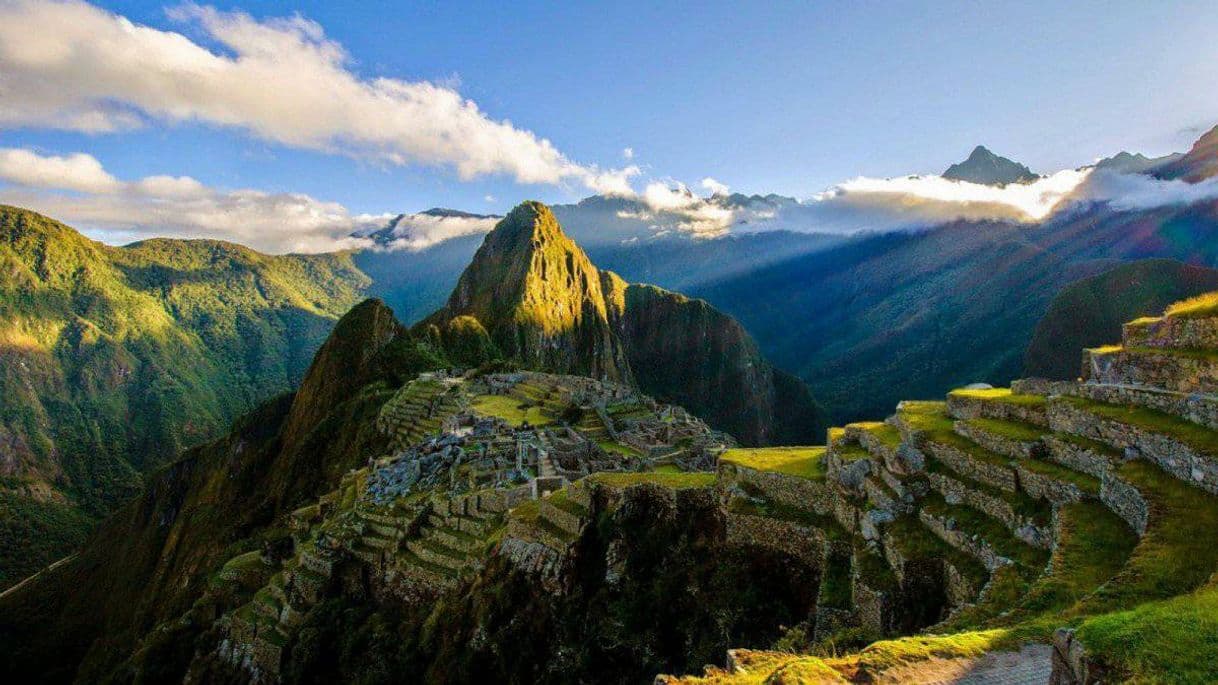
664 295 1218 684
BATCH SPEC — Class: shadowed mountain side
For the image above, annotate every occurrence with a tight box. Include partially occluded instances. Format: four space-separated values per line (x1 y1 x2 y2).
1024 259 1218 379
419 202 824 445
693 198 1218 424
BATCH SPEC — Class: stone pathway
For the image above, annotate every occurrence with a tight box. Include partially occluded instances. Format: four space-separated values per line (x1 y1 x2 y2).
872 644 1052 685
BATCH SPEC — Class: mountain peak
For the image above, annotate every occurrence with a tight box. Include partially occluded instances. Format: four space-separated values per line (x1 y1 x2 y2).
942 145 1038 185
1153 124 1218 182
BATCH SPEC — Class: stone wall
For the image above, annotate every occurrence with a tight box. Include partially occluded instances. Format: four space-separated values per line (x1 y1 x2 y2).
947 393 1047 426
954 420 1039 459
1122 315 1218 351
717 462 836 515
1048 398 1218 496
925 442 1017 492
1068 382 1218 432
1085 347 1218 395
724 512 824 567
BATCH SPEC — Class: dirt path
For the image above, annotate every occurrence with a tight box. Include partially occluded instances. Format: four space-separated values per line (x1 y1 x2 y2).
872 643 1052 684
0 554 76 601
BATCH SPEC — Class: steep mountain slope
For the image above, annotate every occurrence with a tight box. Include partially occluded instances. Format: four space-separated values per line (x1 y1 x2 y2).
0 299 439 682
942 145 1038 185
694 198 1218 423
1024 259 1218 379
0 206 369 588
420 201 823 445
1153 124 1218 181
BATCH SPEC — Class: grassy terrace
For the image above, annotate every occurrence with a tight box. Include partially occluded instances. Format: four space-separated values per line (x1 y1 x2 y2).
922 454 1051 522
719 446 827 479
1018 456 1101 496
920 493 1050 576
588 471 716 489
962 417 1048 443
1076 459 1218 613
834 442 872 463
728 494 849 541
1060 395 1218 456
1090 344 1218 362
898 402 1019 472
848 421 903 448
547 489 589 518
949 387 1047 407
470 393 554 426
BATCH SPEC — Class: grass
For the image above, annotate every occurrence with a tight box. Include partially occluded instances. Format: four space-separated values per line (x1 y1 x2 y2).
1078 584 1218 684
848 421 902 448
719 446 827 479
833 442 872 463
588 471 716 489
963 417 1047 443
470 393 553 427
949 387 1046 407
1165 291 1218 319
1074 459 1218 613
1061 395 1218 457
597 440 642 457
898 403 1015 469
1017 458 1101 496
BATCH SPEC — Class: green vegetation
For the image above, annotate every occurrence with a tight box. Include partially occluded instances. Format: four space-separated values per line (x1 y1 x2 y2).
589 471 716 489
963 417 1047 443
470 393 553 426
1024 259 1218 379
719 446 827 479
727 495 849 541
0 206 371 586
1079 585 1218 684
886 516 989 590
597 440 642 457
1017 457 1101 496
949 387 1046 407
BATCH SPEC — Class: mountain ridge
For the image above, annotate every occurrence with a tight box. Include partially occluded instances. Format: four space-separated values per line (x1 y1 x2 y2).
942 145 1039 185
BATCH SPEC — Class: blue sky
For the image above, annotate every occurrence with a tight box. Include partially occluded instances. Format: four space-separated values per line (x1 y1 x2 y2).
1 0 1216 250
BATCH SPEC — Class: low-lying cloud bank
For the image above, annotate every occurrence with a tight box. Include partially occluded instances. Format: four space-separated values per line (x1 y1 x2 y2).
0 0 636 194
0 147 381 253
620 165 1218 241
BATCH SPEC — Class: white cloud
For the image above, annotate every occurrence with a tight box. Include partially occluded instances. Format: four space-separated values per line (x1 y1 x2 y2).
0 148 120 194
359 212 501 251
1066 168 1218 211
622 147 634 160
701 177 730 197
803 169 1092 231
484 195 496 203
0 1 635 193
0 147 378 253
